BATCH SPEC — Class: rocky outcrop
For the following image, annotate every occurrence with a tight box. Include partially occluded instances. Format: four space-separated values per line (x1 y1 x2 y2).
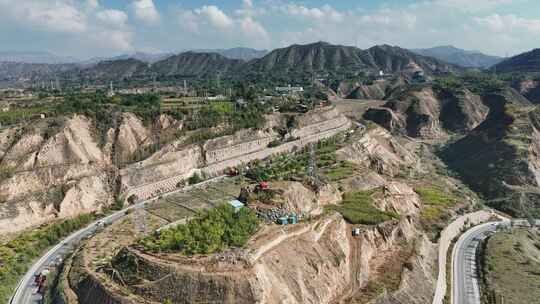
363 85 489 139
271 181 341 217
71 204 424 304
116 112 152 164
121 107 351 201
333 77 407 100
0 107 352 234
0 115 113 234
36 115 109 166
336 127 416 176
1 132 43 168
57 120 461 304
441 93 540 217
335 80 388 100
515 79 540 103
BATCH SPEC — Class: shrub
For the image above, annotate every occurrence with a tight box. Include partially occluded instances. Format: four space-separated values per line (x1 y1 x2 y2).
188 172 203 185
267 140 281 148
327 190 399 225
140 204 259 255
0 165 15 182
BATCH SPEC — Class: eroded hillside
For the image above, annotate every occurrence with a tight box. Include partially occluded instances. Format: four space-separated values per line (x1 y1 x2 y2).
0 106 350 235
53 122 479 304
359 75 540 217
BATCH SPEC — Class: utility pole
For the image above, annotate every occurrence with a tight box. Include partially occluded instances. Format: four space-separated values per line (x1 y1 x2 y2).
135 205 148 236
307 143 321 189
55 76 60 92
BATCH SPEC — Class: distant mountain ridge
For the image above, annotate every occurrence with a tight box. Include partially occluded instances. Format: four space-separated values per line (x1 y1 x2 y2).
0 51 79 64
246 42 459 76
153 52 243 77
411 45 502 68
1 42 463 83
192 47 267 61
492 48 540 73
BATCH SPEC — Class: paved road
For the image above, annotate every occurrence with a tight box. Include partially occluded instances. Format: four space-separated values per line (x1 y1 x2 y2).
451 221 505 304
9 175 226 304
451 218 538 304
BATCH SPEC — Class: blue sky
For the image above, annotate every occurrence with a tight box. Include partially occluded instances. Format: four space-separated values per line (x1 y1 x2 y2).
0 0 539 59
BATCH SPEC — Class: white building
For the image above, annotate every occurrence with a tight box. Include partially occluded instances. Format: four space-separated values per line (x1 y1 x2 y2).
275 85 304 94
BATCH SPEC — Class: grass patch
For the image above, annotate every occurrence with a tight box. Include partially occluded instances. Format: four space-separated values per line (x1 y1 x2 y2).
0 165 15 184
420 206 443 222
139 204 259 255
0 214 96 303
0 105 55 125
416 187 456 240
415 187 457 207
323 160 357 181
327 190 399 225
480 229 540 304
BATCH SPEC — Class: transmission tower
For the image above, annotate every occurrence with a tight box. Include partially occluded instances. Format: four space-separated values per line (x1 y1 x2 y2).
135 205 148 236
55 76 61 92
307 143 322 189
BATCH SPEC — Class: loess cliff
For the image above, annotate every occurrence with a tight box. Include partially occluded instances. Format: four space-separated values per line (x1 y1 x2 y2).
56 125 471 304
363 85 489 139
0 107 351 235
441 92 540 217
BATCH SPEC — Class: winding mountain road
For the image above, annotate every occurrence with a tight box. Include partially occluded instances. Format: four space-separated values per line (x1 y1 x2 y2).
451 221 501 304
9 175 226 304
450 218 540 304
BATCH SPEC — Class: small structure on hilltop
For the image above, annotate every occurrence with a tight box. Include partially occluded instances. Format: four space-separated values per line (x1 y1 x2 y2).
277 216 289 225
228 199 245 212
289 213 298 224
412 71 426 83
276 213 298 225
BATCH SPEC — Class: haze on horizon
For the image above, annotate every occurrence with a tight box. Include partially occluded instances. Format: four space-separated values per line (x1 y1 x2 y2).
0 0 539 59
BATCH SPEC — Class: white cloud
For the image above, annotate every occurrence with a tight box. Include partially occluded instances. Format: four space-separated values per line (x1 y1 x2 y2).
0 0 135 56
475 14 540 33
196 5 234 30
1 0 539 59
86 0 99 10
89 30 134 52
96 9 128 28
281 4 343 22
0 0 88 33
131 0 160 25
240 17 270 45
177 9 200 33
435 0 514 12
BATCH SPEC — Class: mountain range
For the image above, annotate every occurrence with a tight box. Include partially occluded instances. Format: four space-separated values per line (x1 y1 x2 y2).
0 51 79 64
70 42 460 82
0 47 268 65
192 47 268 61
411 45 503 68
4 42 540 84
492 48 540 73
